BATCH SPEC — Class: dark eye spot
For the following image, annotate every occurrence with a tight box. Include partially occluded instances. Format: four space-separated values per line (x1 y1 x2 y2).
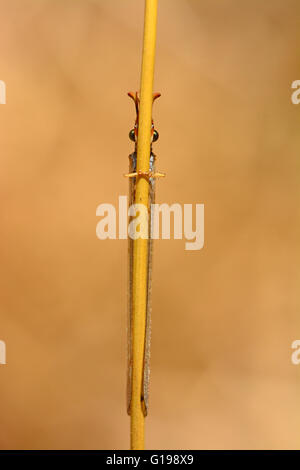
153 130 159 142
129 129 136 142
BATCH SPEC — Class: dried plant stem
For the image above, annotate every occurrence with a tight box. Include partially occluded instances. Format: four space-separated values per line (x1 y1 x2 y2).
130 0 158 451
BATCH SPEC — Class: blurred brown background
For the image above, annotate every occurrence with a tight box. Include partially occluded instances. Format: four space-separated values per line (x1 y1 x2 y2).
0 0 299 450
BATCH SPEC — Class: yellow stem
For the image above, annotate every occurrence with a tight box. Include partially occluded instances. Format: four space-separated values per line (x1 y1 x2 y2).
130 0 158 451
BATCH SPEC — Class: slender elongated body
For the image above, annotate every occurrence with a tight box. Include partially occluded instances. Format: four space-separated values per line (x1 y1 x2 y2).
126 91 164 416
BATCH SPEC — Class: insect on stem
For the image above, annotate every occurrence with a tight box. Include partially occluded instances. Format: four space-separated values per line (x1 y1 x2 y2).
126 0 161 451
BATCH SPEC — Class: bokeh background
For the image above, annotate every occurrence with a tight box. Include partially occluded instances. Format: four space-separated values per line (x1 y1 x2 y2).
0 0 299 450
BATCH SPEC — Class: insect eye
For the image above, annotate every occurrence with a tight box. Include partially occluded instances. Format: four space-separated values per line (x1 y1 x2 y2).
153 130 159 142
129 129 136 142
